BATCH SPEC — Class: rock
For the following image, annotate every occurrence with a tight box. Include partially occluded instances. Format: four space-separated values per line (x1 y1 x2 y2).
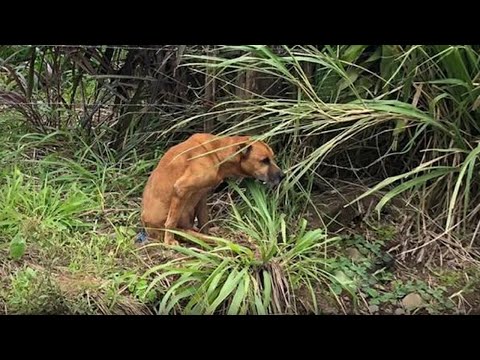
208 226 220 233
402 293 423 311
394 308 405 315
346 247 363 261
383 306 395 314
368 304 379 313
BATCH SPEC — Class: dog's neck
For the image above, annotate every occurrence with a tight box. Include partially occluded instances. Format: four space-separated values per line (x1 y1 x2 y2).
215 136 250 180
217 160 246 180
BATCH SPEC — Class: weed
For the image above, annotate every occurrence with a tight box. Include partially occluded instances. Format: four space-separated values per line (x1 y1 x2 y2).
143 182 343 315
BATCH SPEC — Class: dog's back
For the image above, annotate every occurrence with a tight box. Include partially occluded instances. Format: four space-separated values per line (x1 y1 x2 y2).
140 133 217 236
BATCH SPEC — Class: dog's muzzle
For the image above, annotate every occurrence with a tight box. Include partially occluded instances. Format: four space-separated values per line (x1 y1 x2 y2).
258 170 285 187
268 170 285 186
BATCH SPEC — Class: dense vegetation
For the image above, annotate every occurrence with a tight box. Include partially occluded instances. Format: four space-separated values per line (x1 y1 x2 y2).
1 45 479 314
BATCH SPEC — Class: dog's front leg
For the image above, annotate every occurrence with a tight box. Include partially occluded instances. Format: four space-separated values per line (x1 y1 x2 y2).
165 171 218 245
164 193 188 246
164 173 198 245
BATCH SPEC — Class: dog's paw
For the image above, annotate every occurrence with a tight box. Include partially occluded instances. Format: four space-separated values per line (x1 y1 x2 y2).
165 239 180 246
164 234 179 246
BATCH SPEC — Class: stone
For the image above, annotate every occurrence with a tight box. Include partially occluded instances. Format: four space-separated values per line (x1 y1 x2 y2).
345 247 363 261
402 293 423 311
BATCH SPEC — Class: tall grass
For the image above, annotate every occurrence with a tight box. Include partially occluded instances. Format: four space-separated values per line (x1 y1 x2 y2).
179 45 480 263
143 182 342 315
0 123 158 314
2 45 479 264
0 120 346 314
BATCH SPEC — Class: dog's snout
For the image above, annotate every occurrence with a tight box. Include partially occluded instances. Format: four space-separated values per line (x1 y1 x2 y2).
268 169 285 186
274 169 285 182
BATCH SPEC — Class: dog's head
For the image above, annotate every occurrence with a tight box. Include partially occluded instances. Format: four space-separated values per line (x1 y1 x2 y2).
236 137 285 186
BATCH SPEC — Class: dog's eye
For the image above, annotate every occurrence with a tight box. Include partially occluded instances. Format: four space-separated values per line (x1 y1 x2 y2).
261 158 270 164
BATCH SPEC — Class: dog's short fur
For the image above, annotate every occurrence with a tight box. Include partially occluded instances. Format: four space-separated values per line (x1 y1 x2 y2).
141 133 284 245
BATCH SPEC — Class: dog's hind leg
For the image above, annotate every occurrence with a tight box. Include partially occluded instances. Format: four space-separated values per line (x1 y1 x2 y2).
195 195 211 234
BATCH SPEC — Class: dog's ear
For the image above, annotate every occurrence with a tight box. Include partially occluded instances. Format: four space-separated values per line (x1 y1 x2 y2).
232 136 252 159
239 144 252 159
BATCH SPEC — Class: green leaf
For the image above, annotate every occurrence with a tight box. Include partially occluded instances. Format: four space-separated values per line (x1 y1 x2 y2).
369 298 380 306
206 268 247 314
338 69 360 92
366 288 379 298
262 270 272 309
10 234 26 260
331 283 343 295
227 276 249 315
375 168 454 214
342 45 368 63
447 142 480 230
333 270 356 293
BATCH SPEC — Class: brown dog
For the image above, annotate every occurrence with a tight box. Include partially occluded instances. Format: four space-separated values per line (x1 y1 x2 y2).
141 133 285 245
